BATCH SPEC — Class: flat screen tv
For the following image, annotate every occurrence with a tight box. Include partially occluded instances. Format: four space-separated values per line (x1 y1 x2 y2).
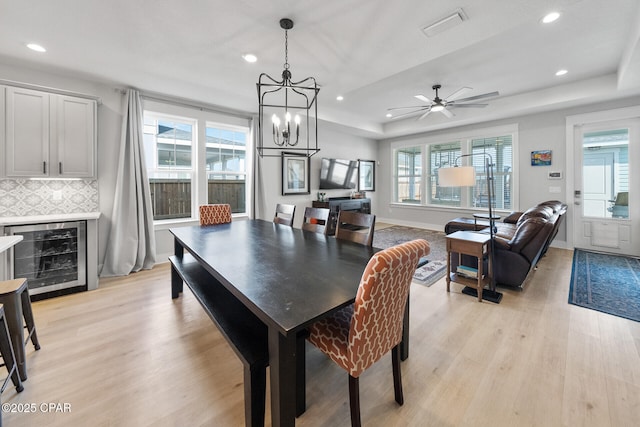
319 158 358 189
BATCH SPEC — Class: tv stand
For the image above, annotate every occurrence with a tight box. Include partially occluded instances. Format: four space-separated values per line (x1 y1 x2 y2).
312 198 371 235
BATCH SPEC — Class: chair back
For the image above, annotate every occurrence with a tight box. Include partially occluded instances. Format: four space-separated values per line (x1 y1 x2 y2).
199 204 232 225
348 239 429 376
273 204 296 227
335 211 376 247
301 207 330 235
615 191 628 206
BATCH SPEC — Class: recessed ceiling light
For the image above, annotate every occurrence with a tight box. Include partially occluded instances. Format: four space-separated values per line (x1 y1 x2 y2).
26 43 46 53
542 12 560 24
555 69 568 76
336 95 344 101
242 53 257 63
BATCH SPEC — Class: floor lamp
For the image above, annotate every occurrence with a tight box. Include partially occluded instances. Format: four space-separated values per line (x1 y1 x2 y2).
438 154 503 304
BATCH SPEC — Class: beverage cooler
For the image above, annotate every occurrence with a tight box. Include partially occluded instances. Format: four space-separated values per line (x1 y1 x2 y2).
6 221 87 299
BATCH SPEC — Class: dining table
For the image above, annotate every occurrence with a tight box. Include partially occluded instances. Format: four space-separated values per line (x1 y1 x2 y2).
169 219 410 427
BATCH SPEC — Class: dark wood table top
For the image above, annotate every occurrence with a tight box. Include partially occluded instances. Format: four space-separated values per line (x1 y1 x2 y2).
170 219 378 335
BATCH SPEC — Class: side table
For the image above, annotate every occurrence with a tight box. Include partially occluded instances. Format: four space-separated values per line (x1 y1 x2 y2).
445 230 492 302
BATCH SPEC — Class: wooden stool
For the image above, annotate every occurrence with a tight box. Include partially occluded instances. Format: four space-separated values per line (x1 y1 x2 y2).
0 279 40 381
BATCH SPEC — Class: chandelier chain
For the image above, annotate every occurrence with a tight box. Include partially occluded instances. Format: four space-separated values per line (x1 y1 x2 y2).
284 29 289 70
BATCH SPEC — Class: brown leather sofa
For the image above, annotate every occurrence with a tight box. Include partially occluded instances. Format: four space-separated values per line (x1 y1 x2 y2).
445 200 567 288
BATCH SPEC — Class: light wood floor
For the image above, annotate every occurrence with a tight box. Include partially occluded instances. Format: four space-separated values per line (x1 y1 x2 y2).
3 247 640 426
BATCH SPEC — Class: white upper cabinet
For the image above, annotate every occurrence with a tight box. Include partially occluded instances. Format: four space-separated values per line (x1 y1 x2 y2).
4 86 96 178
56 95 96 177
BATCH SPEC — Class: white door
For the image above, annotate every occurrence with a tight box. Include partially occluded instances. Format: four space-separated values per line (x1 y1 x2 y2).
573 119 639 255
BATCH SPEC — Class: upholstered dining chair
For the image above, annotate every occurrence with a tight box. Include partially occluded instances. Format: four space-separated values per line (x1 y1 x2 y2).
334 211 376 247
301 207 331 235
199 204 232 226
306 239 430 426
273 203 296 227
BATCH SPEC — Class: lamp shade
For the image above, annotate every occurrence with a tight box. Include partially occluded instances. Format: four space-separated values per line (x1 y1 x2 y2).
438 166 475 187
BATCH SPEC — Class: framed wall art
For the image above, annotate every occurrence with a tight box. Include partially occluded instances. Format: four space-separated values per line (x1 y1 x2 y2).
531 150 552 166
358 159 375 191
281 152 310 195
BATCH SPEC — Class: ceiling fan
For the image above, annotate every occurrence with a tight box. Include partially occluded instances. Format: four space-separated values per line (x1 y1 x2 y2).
388 84 499 120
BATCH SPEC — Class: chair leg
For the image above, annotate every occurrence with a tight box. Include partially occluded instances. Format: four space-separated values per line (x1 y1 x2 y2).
20 291 40 351
392 345 404 405
0 316 23 393
348 375 361 427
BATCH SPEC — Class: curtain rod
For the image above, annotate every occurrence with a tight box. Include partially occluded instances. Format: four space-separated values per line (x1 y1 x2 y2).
137 90 254 121
0 78 102 104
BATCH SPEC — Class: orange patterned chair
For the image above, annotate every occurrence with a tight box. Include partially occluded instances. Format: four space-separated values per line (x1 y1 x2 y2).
199 204 232 226
306 239 430 426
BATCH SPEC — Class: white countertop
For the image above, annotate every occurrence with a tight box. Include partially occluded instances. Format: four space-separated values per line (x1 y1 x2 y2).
0 235 23 252
0 212 101 226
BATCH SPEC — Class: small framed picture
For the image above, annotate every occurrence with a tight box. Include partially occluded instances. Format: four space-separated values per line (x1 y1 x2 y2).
531 150 552 166
358 159 375 191
282 152 310 195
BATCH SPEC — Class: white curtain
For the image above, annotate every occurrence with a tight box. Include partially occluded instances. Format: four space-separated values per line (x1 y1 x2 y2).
101 89 156 276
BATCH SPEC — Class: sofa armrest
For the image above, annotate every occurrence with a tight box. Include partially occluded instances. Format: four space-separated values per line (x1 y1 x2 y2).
503 211 523 224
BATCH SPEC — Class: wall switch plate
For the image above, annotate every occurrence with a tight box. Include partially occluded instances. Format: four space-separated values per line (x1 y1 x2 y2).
549 186 561 193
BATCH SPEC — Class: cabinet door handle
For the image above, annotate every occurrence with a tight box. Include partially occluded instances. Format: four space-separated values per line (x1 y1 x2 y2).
43 161 47 174
59 162 62 174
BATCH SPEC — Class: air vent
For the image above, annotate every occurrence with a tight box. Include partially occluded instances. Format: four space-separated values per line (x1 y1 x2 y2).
421 8 468 37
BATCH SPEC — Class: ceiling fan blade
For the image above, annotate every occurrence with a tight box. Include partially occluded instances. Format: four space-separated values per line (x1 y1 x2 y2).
453 91 499 103
448 103 489 108
414 94 432 104
418 109 432 120
441 108 455 118
389 108 429 120
445 87 471 101
387 105 430 111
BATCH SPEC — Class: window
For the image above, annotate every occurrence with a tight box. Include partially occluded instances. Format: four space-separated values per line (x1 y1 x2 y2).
205 125 247 213
393 126 515 210
144 116 195 220
429 142 461 206
143 109 250 222
394 146 422 203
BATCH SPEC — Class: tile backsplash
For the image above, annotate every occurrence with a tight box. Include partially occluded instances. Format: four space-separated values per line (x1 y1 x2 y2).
0 179 99 217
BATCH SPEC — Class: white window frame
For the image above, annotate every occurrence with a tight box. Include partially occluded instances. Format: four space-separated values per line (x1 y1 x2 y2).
142 100 252 228
391 124 519 212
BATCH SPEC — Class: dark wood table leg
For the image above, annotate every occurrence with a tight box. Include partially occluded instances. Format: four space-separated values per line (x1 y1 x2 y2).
269 328 297 427
171 264 182 299
400 294 409 361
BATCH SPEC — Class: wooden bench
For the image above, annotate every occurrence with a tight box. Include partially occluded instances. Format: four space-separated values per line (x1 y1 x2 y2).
169 254 268 427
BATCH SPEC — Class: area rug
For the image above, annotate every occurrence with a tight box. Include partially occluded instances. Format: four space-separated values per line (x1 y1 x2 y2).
373 225 447 286
569 249 640 322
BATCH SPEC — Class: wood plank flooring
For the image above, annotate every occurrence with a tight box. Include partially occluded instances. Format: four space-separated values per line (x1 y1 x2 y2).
2 247 640 426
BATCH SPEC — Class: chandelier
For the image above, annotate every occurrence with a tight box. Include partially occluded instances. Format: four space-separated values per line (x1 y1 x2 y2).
257 18 320 157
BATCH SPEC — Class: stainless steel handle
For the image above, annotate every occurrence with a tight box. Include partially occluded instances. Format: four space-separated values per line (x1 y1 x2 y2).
43 161 47 174
59 162 62 174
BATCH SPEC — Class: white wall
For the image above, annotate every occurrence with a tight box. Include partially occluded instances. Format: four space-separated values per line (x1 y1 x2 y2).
376 95 640 246
4 60 639 267
254 120 378 229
